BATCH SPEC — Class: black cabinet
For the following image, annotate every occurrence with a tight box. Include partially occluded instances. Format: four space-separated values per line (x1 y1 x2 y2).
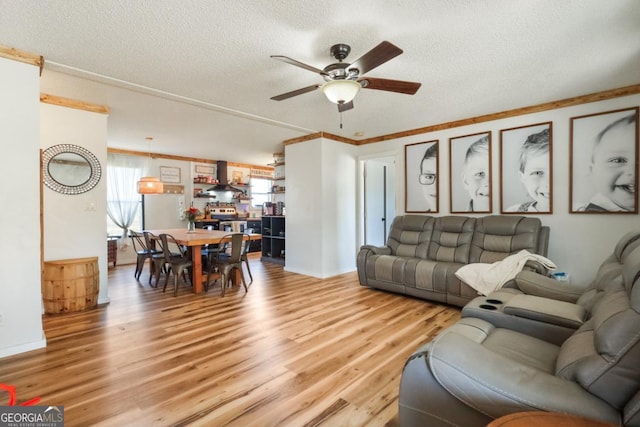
194 220 220 230
247 219 262 253
261 216 285 265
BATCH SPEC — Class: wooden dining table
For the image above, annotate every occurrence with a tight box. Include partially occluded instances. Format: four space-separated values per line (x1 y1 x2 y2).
145 228 261 293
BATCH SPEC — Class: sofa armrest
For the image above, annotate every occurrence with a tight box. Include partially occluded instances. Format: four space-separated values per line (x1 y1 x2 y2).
428 329 619 423
523 259 550 275
359 244 391 255
514 270 584 303
357 245 392 285
503 294 586 329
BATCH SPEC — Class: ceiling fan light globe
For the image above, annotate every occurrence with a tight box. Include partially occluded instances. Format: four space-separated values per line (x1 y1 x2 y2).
137 176 164 194
322 80 361 104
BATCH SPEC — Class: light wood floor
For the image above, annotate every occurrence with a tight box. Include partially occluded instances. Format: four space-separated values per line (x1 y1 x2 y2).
0 256 461 426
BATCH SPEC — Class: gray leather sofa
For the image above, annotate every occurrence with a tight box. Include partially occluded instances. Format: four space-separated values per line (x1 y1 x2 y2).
357 215 549 307
398 239 640 427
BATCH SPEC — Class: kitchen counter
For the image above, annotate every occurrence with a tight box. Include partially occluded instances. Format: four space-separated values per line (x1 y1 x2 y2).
196 218 262 222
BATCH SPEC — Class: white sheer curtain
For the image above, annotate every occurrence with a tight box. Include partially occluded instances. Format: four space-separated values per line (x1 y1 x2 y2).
107 153 145 246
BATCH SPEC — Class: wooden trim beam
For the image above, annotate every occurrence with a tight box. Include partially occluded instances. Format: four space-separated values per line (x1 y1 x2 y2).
228 162 273 171
107 148 272 171
281 84 640 147
40 93 110 115
283 131 358 146
357 84 640 145
0 44 44 74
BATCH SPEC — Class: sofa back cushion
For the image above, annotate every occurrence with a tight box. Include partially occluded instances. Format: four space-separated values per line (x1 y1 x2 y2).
427 216 475 263
469 216 542 264
556 245 640 410
576 231 640 311
614 231 640 261
388 215 435 258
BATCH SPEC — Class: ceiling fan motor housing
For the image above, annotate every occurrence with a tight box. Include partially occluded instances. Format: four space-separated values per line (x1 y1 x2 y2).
322 62 359 82
330 43 351 61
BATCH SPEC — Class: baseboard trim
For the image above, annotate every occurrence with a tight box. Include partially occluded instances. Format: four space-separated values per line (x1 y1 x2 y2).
0 335 47 358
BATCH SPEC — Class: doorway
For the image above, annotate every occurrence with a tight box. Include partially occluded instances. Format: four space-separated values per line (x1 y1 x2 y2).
362 156 396 247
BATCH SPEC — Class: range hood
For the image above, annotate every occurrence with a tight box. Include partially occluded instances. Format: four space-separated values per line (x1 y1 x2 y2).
206 161 243 192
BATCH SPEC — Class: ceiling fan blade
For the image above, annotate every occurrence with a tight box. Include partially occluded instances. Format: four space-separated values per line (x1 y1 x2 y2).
359 77 421 95
271 55 329 76
338 100 354 112
347 41 403 75
270 84 321 101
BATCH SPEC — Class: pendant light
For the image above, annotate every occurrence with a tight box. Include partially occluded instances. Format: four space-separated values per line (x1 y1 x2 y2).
137 137 164 194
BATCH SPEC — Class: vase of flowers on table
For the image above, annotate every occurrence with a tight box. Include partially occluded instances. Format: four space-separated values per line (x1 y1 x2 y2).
185 206 202 233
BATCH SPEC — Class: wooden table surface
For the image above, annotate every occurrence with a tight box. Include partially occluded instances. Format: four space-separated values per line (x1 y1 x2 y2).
146 229 260 293
488 411 616 427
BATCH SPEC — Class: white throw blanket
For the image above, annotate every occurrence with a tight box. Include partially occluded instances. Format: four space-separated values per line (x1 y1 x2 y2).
455 250 557 296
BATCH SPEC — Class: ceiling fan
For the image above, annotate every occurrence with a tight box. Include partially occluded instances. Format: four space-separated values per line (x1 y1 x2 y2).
270 41 421 112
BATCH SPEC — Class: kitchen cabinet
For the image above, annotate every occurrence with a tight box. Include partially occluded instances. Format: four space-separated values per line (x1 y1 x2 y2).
194 220 220 230
261 216 285 265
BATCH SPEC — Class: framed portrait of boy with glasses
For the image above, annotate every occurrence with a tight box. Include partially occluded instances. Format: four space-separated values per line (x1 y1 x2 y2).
405 140 439 213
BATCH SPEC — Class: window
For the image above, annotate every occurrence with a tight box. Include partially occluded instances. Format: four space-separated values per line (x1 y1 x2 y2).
106 153 145 238
250 177 271 208
106 199 142 236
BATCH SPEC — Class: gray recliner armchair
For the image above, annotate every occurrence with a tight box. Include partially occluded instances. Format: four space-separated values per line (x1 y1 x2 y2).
398 243 640 427
500 230 640 304
461 231 640 344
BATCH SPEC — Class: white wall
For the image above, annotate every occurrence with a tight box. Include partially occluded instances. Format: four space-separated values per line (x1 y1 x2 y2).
286 138 357 278
40 103 109 304
357 94 640 286
0 57 45 357
143 157 189 230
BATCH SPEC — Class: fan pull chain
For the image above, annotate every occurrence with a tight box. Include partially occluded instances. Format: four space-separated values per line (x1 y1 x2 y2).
340 111 343 129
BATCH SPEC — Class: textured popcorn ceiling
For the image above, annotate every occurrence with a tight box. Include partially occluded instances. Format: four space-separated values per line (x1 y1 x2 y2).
0 0 638 165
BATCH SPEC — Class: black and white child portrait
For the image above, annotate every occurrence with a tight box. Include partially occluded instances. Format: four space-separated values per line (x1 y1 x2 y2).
450 132 491 213
405 140 439 212
571 108 638 213
501 123 552 213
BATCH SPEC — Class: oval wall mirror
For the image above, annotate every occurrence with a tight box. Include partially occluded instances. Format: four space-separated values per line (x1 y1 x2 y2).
42 144 102 195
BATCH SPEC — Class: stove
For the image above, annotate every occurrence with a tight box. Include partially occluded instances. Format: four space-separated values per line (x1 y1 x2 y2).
210 207 237 215
208 207 236 220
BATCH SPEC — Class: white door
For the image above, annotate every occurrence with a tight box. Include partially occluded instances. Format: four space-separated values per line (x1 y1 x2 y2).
364 157 396 246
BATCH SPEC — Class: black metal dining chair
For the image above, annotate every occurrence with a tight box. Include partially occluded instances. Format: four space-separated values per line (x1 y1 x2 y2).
160 233 193 296
145 231 168 287
240 233 253 284
205 233 248 296
201 225 224 263
130 230 160 280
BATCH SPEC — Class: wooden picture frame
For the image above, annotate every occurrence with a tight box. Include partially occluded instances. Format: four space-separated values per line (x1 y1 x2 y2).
195 164 215 175
500 122 552 214
570 107 638 213
449 131 492 213
405 140 439 213
159 166 181 183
